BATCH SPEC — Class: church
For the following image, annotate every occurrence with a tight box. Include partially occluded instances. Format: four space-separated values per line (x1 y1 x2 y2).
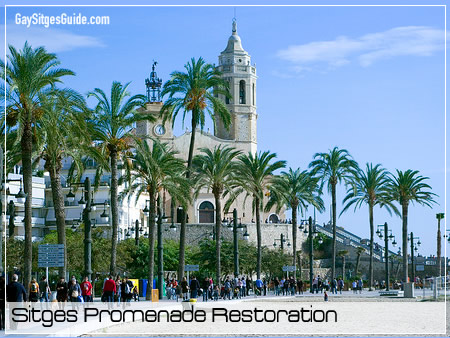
136 19 284 226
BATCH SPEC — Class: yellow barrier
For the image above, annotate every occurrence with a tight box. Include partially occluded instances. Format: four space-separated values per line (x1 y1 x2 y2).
152 289 159 302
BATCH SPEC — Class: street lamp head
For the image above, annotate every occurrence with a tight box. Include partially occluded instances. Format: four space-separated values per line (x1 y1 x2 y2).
243 230 250 241
417 240 421 247
237 222 244 231
273 242 277 248
287 242 291 248
303 228 308 234
66 189 75 203
298 223 304 230
227 222 233 231
100 210 109 223
388 233 394 240
139 227 143 233
221 218 228 226
144 231 148 238
16 188 27 204
392 239 397 247
318 237 324 244
143 205 149 217
414 246 418 252
169 223 177 232
161 214 169 223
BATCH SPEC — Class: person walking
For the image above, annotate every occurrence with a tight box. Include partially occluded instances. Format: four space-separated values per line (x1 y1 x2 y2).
28 278 39 302
297 279 303 295
7 274 27 302
102 275 116 303
115 276 122 303
81 276 93 303
241 277 246 298
338 278 344 294
189 276 200 299
68 278 82 302
121 277 133 303
352 280 357 294
6 274 26 330
357 279 363 294
202 277 209 302
224 277 231 300
331 278 337 294
255 278 263 296
38 276 50 302
180 277 189 300
56 277 68 303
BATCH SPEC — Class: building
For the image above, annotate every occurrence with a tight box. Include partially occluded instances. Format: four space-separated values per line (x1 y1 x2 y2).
137 19 283 226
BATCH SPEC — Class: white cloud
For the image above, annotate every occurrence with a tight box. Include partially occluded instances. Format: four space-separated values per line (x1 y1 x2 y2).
277 26 445 69
1 24 105 56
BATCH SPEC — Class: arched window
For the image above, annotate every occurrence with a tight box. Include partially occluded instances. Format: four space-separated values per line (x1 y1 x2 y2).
252 83 255 106
239 80 246 104
269 214 280 224
199 201 215 223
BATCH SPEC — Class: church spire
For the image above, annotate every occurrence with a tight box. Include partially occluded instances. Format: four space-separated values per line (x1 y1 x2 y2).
223 18 244 53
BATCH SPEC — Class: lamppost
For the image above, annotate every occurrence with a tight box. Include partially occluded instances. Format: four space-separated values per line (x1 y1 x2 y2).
408 232 421 284
299 217 322 293
436 213 444 277
273 233 291 250
67 178 109 281
222 209 249 277
143 197 176 300
376 222 397 291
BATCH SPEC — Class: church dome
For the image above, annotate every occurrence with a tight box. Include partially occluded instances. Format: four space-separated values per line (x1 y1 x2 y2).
223 19 245 53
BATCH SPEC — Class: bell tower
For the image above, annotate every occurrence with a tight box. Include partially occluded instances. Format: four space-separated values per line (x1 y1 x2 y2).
215 19 257 153
136 61 173 142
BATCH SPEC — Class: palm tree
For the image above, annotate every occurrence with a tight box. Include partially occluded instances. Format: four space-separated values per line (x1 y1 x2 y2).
354 247 365 277
87 81 151 276
1 42 74 285
236 151 286 279
120 138 190 300
309 147 359 280
36 89 91 278
265 168 324 274
192 146 241 285
338 250 349 281
160 57 231 279
387 169 436 283
341 163 399 290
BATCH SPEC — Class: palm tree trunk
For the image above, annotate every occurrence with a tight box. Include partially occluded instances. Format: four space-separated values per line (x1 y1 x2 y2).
214 193 222 287
355 253 361 276
292 204 298 273
147 191 157 300
331 183 337 280
342 256 346 281
109 147 119 276
177 116 197 281
402 202 409 283
255 196 262 279
368 204 374 290
21 121 33 286
47 160 67 278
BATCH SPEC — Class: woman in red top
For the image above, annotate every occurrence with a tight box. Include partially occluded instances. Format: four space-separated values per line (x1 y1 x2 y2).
102 275 116 303
81 276 93 302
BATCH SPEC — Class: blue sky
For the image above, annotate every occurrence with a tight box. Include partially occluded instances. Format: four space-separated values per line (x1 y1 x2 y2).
2 2 447 257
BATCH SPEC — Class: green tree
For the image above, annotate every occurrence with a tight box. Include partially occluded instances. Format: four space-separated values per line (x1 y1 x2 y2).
309 147 359 280
160 57 231 279
236 151 286 279
87 81 150 276
35 89 91 278
120 138 190 299
341 163 398 290
1 42 74 285
192 146 241 286
387 169 436 283
265 168 324 274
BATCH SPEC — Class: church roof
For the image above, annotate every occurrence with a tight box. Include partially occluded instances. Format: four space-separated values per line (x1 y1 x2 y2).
222 19 245 54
